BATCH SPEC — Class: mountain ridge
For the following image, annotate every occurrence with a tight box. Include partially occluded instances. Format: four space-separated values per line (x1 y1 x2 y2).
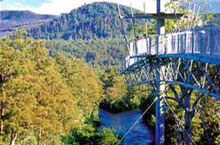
28 2 144 40
0 10 58 37
1 2 219 40
0 10 58 20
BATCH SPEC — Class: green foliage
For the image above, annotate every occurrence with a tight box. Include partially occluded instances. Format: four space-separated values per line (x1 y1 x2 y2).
100 66 127 103
138 83 220 145
0 32 109 145
100 80 152 113
113 85 152 112
99 128 119 145
62 117 119 145
197 97 220 145
127 21 156 36
165 0 214 32
46 38 127 66
55 53 104 115
99 66 142 113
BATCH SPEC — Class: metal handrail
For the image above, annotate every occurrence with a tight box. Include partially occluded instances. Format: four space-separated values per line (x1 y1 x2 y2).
124 27 220 69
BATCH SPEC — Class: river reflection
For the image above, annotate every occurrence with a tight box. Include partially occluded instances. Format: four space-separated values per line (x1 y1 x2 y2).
99 109 153 145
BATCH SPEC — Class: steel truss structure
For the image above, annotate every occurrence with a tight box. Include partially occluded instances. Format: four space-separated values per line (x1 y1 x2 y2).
119 0 220 144
123 57 220 100
122 56 220 145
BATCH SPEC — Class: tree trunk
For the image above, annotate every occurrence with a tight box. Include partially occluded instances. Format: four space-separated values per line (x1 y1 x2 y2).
37 129 42 145
184 94 193 145
177 127 183 145
184 110 192 145
10 132 17 145
0 102 4 134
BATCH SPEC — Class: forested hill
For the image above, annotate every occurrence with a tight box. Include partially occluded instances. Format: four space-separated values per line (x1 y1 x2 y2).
0 10 57 37
0 2 145 66
29 2 144 40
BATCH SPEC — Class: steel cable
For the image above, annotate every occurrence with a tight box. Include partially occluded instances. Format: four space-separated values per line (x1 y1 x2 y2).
117 97 157 145
163 96 196 145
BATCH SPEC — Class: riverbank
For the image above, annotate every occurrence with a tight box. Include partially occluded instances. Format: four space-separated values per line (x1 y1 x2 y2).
99 108 153 145
99 93 156 144
100 99 139 113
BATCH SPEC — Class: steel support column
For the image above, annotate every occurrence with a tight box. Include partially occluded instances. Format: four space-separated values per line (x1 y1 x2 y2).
155 66 166 145
156 0 166 144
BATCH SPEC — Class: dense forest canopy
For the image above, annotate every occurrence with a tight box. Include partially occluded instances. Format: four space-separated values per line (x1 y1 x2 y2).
0 32 122 144
46 38 127 66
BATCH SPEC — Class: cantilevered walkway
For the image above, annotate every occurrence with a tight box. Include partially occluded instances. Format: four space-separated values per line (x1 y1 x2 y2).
124 27 220 72
122 27 220 100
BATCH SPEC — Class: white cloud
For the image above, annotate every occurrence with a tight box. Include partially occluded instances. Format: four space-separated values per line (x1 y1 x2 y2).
1 0 159 15
33 0 84 15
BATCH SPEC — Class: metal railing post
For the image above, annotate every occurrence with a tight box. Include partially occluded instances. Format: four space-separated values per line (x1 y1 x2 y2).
192 32 194 54
209 28 215 56
200 31 203 55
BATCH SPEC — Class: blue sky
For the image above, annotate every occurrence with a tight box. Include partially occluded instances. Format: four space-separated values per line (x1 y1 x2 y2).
3 0 47 8
0 0 219 15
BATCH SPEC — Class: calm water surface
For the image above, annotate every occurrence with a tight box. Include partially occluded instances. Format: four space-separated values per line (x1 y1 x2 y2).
99 109 153 145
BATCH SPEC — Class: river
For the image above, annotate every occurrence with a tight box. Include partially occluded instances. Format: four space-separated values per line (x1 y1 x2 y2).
99 109 153 145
